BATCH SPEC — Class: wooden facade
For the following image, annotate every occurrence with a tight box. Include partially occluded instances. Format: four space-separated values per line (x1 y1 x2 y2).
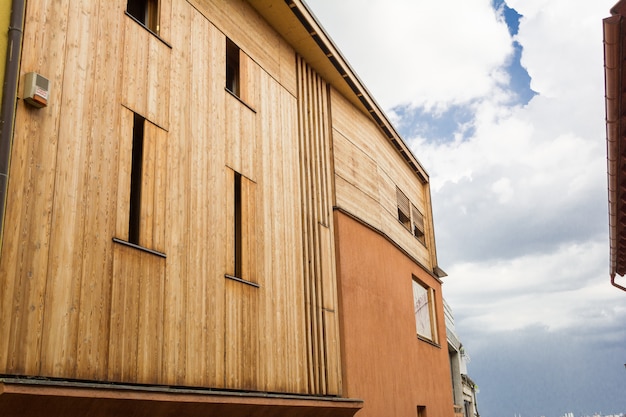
0 0 453 416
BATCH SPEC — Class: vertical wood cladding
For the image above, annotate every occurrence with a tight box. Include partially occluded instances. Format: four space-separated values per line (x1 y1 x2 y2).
296 56 342 396
0 0 333 396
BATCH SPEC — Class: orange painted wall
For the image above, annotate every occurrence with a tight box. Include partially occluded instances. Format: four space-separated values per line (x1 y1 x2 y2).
335 210 454 417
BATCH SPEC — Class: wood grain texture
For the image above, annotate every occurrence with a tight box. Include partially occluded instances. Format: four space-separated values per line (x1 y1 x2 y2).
0 0 345 398
296 56 342 396
330 88 433 269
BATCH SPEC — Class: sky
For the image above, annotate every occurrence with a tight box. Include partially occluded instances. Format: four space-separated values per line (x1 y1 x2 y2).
304 1 626 416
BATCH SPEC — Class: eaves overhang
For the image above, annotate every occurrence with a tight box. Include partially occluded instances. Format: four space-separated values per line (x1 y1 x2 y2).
0 377 363 417
247 0 429 184
604 1 626 291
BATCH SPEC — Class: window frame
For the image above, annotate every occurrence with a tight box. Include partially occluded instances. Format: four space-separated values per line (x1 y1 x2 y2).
226 38 241 97
412 277 438 344
397 187 428 246
126 0 161 35
396 187 411 230
411 203 426 245
224 169 259 288
128 112 145 245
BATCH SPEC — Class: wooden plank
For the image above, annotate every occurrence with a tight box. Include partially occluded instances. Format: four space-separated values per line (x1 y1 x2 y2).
141 121 157 248
162 2 194 385
323 309 341 396
332 129 380 207
136 253 165 383
13 3 80 374
160 0 192 386
121 17 171 130
108 244 165 384
108 244 141 382
330 86 434 267
278 37 297 98
75 0 125 380
225 54 258 182
188 0 282 83
139 120 167 252
224 279 259 390
157 0 172 41
115 108 134 240
0 0 72 376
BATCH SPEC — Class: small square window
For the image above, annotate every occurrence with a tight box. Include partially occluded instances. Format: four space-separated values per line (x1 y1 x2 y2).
127 0 160 34
226 38 240 97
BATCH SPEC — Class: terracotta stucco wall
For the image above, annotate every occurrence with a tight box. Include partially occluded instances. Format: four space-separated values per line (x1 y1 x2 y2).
335 211 454 417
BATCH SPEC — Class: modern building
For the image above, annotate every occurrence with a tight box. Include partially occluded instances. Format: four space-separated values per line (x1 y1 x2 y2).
0 0 454 416
604 0 626 292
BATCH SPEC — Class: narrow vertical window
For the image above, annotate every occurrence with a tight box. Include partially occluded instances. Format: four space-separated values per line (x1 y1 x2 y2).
234 172 243 277
396 187 411 230
411 204 426 245
226 38 240 97
127 0 160 34
129 113 145 245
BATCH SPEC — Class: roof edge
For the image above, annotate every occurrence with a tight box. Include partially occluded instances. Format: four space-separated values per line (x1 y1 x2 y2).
286 0 430 183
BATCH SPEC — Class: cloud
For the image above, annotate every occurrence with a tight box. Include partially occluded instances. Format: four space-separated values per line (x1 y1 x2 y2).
466 324 626 417
306 0 513 109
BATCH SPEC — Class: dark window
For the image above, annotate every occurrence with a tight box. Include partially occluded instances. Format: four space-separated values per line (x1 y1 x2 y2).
412 204 426 245
226 38 240 96
127 0 160 34
129 113 145 245
397 187 411 230
234 171 243 277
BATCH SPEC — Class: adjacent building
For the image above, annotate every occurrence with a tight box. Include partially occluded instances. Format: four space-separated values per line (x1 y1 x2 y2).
445 300 480 417
604 0 626 292
0 0 454 415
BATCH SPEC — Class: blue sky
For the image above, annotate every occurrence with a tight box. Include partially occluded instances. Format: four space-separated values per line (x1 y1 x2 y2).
305 0 626 416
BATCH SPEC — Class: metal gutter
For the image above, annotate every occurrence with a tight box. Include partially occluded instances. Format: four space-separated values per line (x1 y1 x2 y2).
604 2 626 291
0 0 25 253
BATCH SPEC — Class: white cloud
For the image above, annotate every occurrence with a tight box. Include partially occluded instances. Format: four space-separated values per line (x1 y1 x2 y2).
508 0 608 99
306 0 513 109
443 240 617 334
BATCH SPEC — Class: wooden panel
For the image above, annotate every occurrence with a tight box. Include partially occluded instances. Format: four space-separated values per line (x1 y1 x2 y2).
114 110 167 253
278 37 298 98
160 0 191 381
1 0 318 396
188 0 282 82
115 109 134 240
296 56 342 396
108 244 165 384
256 72 308 394
157 0 172 41
332 129 380 211
223 45 261 180
140 120 168 252
330 87 432 268
121 16 171 129
0 0 73 375
40 0 97 374
224 279 259 390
